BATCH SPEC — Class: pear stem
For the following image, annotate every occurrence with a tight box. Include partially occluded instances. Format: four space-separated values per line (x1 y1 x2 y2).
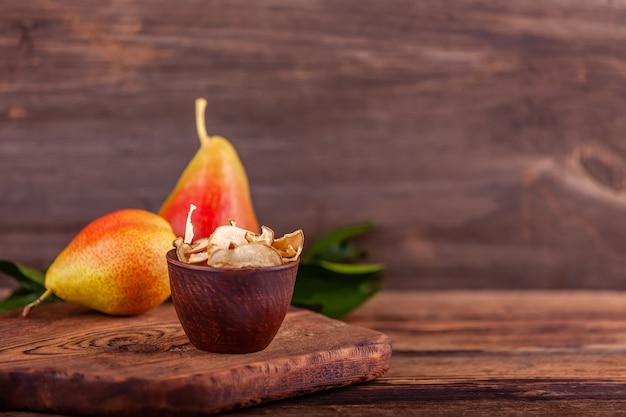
22 288 53 318
195 98 210 146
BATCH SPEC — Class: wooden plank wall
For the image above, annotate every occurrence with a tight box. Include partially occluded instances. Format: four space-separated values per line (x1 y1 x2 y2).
2 0 626 290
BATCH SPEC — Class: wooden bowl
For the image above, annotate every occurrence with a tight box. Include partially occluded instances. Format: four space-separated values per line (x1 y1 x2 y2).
166 249 299 354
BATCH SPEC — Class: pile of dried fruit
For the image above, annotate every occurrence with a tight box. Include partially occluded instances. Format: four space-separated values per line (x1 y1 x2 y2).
174 220 304 268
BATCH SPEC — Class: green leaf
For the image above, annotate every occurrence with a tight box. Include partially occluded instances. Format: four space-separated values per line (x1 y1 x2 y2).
0 260 46 287
0 260 57 312
309 259 384 275
0 287 55 312
309 240 367 263
302 222 376 261
292 264 382 319
293 221 384 318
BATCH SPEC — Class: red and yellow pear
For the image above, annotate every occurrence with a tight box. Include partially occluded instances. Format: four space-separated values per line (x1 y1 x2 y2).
159 98 259 238
22 209 176 317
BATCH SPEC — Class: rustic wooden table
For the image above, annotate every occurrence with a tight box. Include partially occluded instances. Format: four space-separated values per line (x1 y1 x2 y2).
3 290 626 416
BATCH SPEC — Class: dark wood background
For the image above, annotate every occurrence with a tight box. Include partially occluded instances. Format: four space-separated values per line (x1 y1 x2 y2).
2 0 626 290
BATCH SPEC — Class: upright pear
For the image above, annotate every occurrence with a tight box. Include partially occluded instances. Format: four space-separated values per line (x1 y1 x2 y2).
23 209 175 317
159 98 259 238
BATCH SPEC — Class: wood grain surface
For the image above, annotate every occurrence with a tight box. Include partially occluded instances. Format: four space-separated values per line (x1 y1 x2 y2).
3 1 626 289
0 300 391 416
5 290 626 416
174 289 626 416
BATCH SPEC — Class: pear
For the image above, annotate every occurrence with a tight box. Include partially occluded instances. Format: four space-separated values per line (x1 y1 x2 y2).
159 98 259 238
22 209 176 317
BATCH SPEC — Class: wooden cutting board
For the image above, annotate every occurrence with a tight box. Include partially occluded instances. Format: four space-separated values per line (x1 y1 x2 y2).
0 302 391 416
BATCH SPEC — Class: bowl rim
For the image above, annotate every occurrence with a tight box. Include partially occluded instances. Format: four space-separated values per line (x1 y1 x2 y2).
165 248 300 272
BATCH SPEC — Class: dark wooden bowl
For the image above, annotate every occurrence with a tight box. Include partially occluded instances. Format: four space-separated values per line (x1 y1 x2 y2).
166 249 299 354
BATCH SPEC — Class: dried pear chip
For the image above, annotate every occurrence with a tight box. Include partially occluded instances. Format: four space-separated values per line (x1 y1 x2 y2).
280 244 303 264
188 251 209 264
273 230 304 254
245 225 275 246
188 237 209 253
208 243 283 268
173 237 193 263
207 224 249 251
274 243 297 259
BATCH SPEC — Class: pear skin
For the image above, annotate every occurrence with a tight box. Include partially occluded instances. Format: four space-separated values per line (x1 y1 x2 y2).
24 209 176 316
159 98 259 238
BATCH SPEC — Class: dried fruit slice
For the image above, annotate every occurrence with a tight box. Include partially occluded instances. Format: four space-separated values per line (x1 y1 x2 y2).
208 243 283 268
272 229 304 262
246 225 275 246
174 237 193 263
188 251 209 264
188 237 210 253
207 223 249 252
